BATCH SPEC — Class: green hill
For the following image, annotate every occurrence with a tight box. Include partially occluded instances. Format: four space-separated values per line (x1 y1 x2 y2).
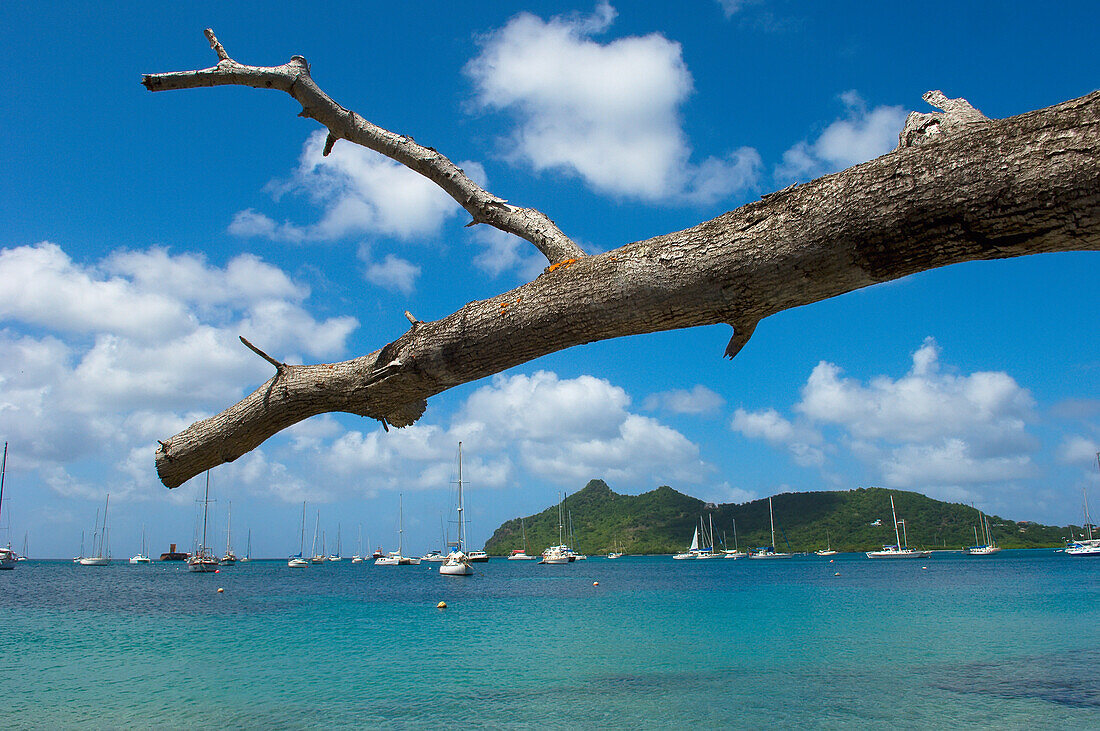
483 480 1074 555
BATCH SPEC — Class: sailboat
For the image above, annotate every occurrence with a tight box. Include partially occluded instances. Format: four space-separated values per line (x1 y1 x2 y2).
421 516 448 562
965 508 1001 555
309 512 325 564
73 530 85 564
0 443 14 570
606 539 625 560
328 524 343 561
129 524 152 564
539 492 574 564
1065 453 1100 556
352 525 364 563
865 495 931 558
565 507 586 561
816 529 838 556
80 495 112 566
375 494 420 565
289 502 309 567
440 442 473 576
187 472 220 572
17 532 28 561
509 517 538 560
724 517 747 559
220 501 237 564
750 496 793 559
696 514 722 558
240 529 251 562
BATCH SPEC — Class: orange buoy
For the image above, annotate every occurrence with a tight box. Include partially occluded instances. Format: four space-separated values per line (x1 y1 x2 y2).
217 587 225 593
437 601 447 609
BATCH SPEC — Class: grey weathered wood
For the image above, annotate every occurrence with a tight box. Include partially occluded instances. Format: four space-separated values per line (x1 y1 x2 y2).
142 30 584 265
145 32 1100 489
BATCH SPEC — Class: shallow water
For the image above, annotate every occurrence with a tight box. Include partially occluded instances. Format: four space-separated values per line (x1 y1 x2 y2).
2 550 1097 728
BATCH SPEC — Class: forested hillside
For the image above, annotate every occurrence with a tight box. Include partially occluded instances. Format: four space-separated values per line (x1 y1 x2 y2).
484 480 1073 555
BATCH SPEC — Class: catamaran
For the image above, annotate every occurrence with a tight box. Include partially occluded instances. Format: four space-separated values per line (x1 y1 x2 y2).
440 442 473 576
866 495 931 558
750 497 793 559
80 494 112 566
187 472 220 572
0 443 14 570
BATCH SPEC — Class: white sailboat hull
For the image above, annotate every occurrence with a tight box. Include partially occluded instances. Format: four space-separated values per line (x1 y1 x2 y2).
79 556 110 566
187 557 220 572
865 548 931 558
0 549 16 570
749 551 793 559
129 555 152 564
288 557 309 568
1065 540 1100 556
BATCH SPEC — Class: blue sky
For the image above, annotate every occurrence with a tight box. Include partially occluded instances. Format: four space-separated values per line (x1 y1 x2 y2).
1 1 1097 558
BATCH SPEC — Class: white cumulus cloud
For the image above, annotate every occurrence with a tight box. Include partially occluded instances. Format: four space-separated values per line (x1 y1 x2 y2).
645 385 726 415
776 91 907 182
229 130 463 243
466 2 760 204
732 338 1041 496
0 242 358 501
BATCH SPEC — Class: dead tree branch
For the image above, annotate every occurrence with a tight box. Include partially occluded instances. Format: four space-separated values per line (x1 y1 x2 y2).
142 29 585 264
145 36 1100 489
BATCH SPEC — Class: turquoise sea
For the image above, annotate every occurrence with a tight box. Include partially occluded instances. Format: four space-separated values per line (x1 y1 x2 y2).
2 551 1097 728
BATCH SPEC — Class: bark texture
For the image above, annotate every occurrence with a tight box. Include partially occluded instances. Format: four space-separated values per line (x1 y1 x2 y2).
145 33 1100 489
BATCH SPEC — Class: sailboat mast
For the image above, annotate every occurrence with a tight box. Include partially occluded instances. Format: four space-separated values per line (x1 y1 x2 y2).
457 443 466 551
398 493 404 556
103 493 110 558
92 508 100 556
312 511 320 557
769 497 776 549
557 491 564 545
225 501 232 555
299 502 306 556
0 442 7 533
733 518 739 552
200 472 211 554
890 495 902 548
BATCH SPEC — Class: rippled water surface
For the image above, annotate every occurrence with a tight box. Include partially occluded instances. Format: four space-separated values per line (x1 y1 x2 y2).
2 551 1097 728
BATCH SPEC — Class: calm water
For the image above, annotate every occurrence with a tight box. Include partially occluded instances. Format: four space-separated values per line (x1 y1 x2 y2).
2 551 1097 728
